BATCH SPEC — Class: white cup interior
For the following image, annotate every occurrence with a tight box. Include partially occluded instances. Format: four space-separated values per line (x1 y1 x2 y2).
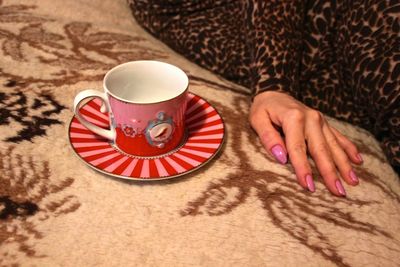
104 61 188 103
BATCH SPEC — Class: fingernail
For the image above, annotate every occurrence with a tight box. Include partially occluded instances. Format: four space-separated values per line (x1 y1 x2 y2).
335 180 346 196
349 169 359 183
305 174 315 192
271 145 287 164
357 153 363 163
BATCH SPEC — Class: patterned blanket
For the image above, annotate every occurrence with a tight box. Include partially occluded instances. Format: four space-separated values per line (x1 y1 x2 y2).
0 0 399 266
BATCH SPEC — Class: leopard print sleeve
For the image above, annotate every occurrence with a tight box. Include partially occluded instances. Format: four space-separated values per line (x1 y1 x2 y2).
129 0 253 90
246 1 305 98
129 0 305 97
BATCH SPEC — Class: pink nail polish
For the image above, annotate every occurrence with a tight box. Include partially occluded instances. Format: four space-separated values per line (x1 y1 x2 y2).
271 145 287 164
305 174 315 192
335 180 346 196
349 170 359 183
357 153 363 163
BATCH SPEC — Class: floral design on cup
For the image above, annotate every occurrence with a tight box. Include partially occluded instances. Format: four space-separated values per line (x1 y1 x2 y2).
145 112 174 148
122 124 137 137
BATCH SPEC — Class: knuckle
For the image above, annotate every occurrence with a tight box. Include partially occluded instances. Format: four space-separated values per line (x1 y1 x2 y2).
325 134 339 147
309 143 330 157
333 130 358 152
248 112 260 128
308 110 324 124
287 109 305 123
340 162 352 173
289 142 307 155
346 141 358 152
317 162 337 176
320 167 337 179
262 128 277 138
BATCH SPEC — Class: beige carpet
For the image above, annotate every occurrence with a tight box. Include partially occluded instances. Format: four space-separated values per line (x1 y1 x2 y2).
0 0 399 266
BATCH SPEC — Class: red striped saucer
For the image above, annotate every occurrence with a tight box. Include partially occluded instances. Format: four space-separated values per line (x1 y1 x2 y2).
68 93 225 181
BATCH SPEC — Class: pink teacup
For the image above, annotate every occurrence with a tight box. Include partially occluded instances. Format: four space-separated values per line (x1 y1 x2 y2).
73 61 189 157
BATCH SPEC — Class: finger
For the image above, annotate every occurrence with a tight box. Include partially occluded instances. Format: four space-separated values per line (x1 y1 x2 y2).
305 111 346 197
322 124 359 186
330 126 363 164
249 108 287 164
282 109 315 192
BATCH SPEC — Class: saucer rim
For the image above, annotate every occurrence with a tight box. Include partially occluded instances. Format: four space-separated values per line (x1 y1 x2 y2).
68 92 225 181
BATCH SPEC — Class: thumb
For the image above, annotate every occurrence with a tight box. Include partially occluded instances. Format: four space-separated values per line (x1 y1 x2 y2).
249 108 287 164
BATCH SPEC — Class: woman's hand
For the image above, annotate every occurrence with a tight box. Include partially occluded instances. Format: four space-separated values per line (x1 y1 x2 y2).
249 91 363 196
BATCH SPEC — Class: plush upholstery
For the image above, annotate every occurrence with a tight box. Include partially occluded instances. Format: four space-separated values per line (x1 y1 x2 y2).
0 0 399 266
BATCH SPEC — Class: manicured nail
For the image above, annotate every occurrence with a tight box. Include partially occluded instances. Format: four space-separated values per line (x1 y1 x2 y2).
305 174 315 192
349 169 359 183
335 180 346 196
271 145 287 164
357 153 363 163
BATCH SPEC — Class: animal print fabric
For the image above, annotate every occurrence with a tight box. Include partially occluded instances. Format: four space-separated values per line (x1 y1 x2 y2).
129 0 400 174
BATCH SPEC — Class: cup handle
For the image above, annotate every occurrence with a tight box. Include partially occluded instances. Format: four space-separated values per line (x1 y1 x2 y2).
73 89 116 141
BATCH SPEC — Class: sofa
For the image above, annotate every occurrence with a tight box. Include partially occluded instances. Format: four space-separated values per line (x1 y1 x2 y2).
0 0 399 266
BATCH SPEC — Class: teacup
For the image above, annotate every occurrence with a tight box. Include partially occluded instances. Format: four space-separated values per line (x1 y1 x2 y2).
73 60 189 157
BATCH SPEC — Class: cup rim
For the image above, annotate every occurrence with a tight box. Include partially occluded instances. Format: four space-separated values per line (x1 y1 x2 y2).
103 60 189 105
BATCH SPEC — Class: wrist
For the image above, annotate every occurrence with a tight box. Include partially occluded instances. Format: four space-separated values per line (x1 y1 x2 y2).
253 90 288 103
